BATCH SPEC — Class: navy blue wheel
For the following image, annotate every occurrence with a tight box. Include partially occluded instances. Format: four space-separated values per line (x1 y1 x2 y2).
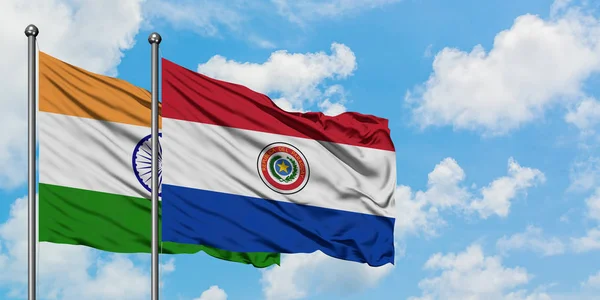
132 133 162 196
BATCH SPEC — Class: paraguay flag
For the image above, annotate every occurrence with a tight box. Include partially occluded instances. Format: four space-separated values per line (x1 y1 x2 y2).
160 58 396 267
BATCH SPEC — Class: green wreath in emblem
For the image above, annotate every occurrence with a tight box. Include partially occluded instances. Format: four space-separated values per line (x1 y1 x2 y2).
269 155 299 183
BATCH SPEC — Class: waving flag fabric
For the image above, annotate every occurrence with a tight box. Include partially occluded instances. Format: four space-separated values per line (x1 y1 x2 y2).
161 58 396 266
37 51 279 268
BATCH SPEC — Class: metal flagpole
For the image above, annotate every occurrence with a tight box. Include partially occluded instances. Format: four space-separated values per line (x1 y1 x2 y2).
148 32 162 300
25 24 39 300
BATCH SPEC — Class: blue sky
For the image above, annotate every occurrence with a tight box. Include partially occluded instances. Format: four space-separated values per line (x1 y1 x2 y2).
1 0 600 299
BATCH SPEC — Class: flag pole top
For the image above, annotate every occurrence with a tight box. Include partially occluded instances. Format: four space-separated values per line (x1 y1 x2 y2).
148 32 162 44
24 24 39 37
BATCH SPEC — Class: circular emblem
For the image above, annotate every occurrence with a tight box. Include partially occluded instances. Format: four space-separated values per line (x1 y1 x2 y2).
132 133 162 196
257 142 310 194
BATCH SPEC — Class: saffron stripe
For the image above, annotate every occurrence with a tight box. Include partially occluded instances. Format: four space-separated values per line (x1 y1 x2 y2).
39 51 162 128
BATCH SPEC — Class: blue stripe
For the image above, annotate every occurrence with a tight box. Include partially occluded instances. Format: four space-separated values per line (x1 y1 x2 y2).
161 185 395 266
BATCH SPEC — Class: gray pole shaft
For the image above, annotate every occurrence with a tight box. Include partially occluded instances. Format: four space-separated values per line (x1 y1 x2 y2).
25 24 39 300
149 32 162 300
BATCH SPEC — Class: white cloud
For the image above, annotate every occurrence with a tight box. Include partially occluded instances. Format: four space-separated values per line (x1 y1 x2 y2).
409 244 547 300
143 0 398 47
394 158 468 237
496 226 566 256
571 187 600 253
550 0 573 17
423 44 434 58
0 0 145 188
569 156 600 192
65 255 149 300
581 270 600 289
0 196 167 299
197 42 356 112
418 157 471 209
160 257 176 274
503 290 553 300
318 99 347 116
272 98 305 113
317 85 348 116
394 185 444 238
260 251 393 300
248 35 277 49
144 0 244 37
469 158 546 219
396 157 544 237
406 4 600 135
585 188 600 221
565 97 600 134
571 228 600 253
272 0 401 25
194 285 228 300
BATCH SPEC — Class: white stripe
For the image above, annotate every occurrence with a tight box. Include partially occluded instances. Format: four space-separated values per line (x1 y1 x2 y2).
39 112 153 199
162 119 396 218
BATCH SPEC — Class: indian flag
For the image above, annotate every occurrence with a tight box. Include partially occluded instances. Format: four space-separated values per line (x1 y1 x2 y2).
37 51 279 268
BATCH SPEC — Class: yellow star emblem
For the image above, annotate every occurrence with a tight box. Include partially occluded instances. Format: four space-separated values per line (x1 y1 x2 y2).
277 161 290 173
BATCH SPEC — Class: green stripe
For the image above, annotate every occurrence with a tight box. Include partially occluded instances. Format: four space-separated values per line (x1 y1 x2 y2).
39 183 280 268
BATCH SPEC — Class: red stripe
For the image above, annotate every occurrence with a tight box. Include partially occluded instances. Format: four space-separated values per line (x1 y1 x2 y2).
161 58 395 151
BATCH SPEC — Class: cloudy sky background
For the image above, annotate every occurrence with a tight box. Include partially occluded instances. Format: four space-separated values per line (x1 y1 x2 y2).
1 0 600 299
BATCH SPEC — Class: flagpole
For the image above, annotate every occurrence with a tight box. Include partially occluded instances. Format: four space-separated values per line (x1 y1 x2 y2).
149 32 162 300
25 24 39 300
